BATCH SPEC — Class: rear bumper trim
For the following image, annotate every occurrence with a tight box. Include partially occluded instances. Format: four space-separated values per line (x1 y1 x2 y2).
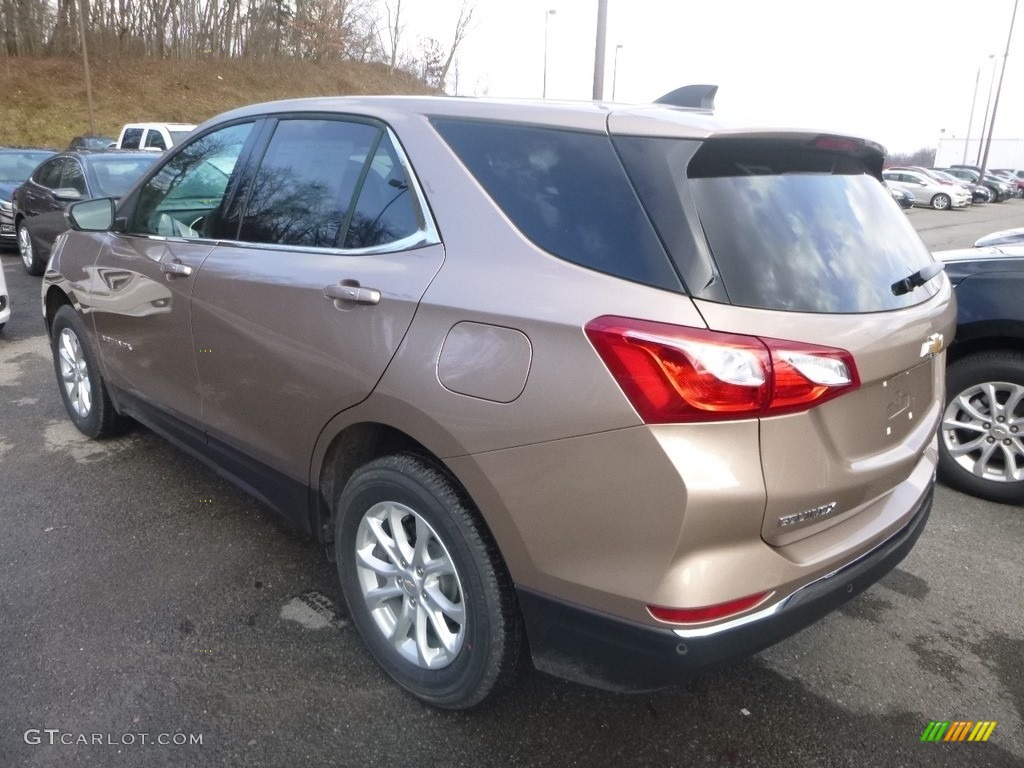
517 484 933 692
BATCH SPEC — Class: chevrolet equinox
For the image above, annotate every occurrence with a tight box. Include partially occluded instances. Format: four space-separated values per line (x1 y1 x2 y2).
42 93 956 709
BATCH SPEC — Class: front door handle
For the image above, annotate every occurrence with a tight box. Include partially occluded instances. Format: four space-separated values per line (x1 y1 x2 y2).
161 260 192 277
323 283 381 306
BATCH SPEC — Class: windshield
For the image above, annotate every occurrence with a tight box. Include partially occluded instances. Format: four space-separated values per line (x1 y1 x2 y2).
0 151 53 182
615 136 939 313
90 156 159 197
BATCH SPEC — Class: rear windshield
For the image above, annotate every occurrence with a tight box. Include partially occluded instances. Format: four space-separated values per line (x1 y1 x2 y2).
0 151 53 182
615 137 939 313
90 155 159 197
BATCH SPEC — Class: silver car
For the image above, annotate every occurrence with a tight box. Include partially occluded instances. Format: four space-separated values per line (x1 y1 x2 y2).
882 169 971 210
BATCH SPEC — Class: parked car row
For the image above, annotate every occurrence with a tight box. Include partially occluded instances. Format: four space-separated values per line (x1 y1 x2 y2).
882 163 1024 209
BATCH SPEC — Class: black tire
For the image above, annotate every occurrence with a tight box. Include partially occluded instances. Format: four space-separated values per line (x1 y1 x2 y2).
50 305 125 438
938 351 1024 504
931 193 951 211
18 220 45 276
335 453 522 709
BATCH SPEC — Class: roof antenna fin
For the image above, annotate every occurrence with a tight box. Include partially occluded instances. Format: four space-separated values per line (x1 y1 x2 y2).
654 84 718 111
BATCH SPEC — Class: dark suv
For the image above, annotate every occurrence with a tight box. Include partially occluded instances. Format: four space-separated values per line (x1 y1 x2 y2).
42 95 954 708
935 241 1024 503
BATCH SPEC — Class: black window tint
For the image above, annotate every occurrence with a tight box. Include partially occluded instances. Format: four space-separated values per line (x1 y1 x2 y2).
433 119 681 291
677 138 938 313
121 128 143 149
145 130 167 150
131 122 253 238
344 136 419 249
36 158 66 189
61 161 88 195
239 119 378 248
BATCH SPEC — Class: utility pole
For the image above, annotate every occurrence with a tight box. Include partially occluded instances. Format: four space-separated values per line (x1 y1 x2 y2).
963 66 981 164
592 0 608 100
980 0 1018 178
78 0 96 135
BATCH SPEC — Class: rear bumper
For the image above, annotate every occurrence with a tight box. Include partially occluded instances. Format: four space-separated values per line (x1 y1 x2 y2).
518 485 933 692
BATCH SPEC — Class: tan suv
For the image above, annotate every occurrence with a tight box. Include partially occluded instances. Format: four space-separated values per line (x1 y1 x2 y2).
42 93 955 709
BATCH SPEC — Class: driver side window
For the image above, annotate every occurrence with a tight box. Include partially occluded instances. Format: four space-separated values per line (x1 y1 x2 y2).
129 122 253 239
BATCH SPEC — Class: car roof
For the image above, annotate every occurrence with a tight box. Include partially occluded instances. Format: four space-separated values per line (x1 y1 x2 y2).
200 95 886 150
60 149 163 163
121 122 197 130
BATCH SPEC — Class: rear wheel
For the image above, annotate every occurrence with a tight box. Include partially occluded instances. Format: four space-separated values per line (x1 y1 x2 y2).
335 454 522 709
50 305 125 438
930 193 951 210
18 221 45 275
939 351 1024 504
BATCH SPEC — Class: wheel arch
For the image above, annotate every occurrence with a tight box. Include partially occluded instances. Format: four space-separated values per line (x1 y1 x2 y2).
948 325 1024 364
44 285 75 337
313 417 527 585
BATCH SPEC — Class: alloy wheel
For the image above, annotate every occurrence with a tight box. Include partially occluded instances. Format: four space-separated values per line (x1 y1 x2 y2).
942 381 1024 484
354 500 466 669
18 224 34 271
57 327 93 418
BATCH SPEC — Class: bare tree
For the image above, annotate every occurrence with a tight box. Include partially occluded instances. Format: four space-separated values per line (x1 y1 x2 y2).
436 0 471 92
383 0 400 74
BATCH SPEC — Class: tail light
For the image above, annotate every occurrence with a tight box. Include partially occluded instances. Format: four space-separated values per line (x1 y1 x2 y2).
584 316 859 423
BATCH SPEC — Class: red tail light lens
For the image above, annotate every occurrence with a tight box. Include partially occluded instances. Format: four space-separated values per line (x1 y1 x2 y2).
648 591 773 625
585 317 859 423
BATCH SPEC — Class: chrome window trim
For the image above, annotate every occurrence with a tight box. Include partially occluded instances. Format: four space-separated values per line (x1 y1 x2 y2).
123 122 439 256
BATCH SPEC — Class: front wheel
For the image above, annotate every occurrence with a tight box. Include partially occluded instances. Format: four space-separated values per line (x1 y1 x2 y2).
50 305 125 438
335 454 522 709
938 351 1024 504
930 193 951 210
18 221 45 275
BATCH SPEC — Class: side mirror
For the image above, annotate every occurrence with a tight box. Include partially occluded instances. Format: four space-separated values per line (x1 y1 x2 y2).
67 197 115 231
53 188 84 201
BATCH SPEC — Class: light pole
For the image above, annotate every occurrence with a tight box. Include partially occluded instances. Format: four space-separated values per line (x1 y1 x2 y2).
976 54 999 165
963 65 982 163
543 9 556 99
612 44 623 101
592 0 608 99
980 0 1019 179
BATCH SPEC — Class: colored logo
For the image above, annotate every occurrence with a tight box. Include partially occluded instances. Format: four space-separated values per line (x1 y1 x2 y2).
921 721 997 743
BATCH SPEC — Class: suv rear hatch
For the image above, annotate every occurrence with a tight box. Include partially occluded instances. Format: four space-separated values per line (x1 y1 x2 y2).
611 125 956 549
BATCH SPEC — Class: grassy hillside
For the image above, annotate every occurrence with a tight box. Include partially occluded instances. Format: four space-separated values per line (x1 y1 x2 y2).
0 56 434 149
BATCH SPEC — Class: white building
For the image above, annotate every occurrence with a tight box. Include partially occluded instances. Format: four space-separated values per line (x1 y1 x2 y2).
934 137 1024 168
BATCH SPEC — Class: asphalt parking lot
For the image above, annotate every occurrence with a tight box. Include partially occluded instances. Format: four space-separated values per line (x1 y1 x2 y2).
1 201 1022 768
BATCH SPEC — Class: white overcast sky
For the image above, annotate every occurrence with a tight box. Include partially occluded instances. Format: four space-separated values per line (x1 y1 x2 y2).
399 0 1023 153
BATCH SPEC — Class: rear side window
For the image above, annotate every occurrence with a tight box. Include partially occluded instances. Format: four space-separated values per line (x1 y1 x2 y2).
36 158 65 189
343 139 420 249
144 130 167 150
433 119 681 292
238 119 379 248
617 136 939 313
121 128 143 149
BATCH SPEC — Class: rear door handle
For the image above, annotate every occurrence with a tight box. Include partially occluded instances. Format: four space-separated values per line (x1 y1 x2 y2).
161 260 192 277
323 283 381 306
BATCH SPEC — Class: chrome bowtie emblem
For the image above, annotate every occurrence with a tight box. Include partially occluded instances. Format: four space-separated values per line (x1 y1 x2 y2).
920 333 944 358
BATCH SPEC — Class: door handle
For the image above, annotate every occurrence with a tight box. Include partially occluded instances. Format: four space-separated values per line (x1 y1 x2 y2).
161 260 192 277
323 283 380 306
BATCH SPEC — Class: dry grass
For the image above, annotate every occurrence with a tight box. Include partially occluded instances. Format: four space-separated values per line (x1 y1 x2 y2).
0 56 434 149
